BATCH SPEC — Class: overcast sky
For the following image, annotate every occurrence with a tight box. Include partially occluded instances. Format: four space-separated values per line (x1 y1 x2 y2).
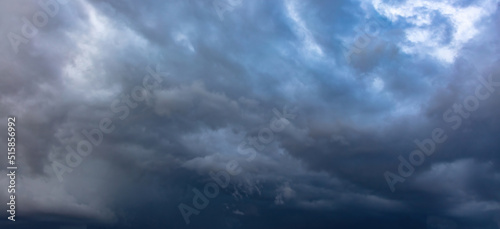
1 0 500 228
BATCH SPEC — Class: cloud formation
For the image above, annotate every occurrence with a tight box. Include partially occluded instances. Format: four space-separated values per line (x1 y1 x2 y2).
1 0 500 228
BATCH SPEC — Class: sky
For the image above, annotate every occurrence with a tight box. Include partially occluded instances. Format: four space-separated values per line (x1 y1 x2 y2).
1 0 500 228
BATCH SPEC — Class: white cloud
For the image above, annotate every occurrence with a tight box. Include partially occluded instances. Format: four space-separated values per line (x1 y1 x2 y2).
371 77 385 93
285 0 324 57
62 1 149 102
371 0 499 63
174 32 195 52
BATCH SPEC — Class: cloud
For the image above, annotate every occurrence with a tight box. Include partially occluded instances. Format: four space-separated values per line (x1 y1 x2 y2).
1 0 500 228
371 0 499 62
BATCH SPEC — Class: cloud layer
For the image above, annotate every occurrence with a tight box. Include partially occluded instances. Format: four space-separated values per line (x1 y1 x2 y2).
1 0 500 228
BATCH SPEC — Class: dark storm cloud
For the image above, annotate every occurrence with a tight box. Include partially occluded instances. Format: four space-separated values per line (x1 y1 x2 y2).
1 0 500 228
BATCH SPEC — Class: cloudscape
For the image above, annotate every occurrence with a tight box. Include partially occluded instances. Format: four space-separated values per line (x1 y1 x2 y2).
1 0 500 228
